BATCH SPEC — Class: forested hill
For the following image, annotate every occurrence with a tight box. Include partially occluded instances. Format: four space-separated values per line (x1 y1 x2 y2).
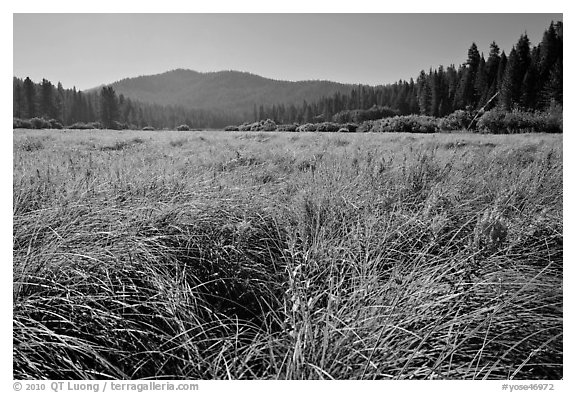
107 69 356 116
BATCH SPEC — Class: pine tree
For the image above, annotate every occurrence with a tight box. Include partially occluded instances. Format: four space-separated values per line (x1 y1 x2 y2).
453 43 481 110
521 47 540 108
486 42 501 86
537 22 563 107
23 77 36 118
55 82 66 123
500 48 520 110
499 34 532 110
543 59 562 105
516 34 531 73
474 55 489 107
467 43 481 74
40 78 56 118
416 70 431 115
496 52 507 91
13 79 24 118
538 22 561 79
100 86 119 129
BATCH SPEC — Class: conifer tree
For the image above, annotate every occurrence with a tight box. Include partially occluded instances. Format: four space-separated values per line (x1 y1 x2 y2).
516 34 532 81
416 70 431 115
521 47 540 108
40 78 56 119
538 22 562 107
544 60 563 105
474 55 489 107
100 86 119 129
486 42 501 85
56 82 66 123
23 77 36 118
500 48 520 110
13 79 23 118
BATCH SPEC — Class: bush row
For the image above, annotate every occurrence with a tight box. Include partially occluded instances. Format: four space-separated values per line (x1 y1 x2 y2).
14 117 63 130
476 107 562 134
224 107 562 134
14 107 562 134
361 115 439 133
13 118 196 132
224 120 358 133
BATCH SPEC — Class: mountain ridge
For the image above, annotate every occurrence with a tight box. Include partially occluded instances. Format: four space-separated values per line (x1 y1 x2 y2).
104 69 359 115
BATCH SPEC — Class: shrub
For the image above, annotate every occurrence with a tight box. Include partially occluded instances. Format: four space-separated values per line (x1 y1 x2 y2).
68 122 103 130
477 109 507 134
142 126 156 131
237 120 279 132
296 123 318 132
356 121 373 133
367 115 440 133
439 110 473 131
238 123 253 131
477 108 562 134
542 102 563 133
48 119 63 129
224 125 239 131
176 124 190 131
13 118 32 129
315 122 341 132
30 117 51 129
276 124 298 132
345 123 359 132
261 119 277 131
503 110 536 133
114 121 129 130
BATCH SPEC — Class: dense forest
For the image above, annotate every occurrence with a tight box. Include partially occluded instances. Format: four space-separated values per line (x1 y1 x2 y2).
256 21 562 123
12 79 241 129
13 21 562 130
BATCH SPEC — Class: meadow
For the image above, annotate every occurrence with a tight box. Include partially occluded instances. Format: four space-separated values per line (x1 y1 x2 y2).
13 129 562 379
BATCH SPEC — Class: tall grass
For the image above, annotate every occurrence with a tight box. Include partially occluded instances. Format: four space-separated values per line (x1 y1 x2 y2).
13 129 562 379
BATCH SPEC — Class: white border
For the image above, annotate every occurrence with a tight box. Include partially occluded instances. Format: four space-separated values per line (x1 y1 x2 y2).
3 2 572 392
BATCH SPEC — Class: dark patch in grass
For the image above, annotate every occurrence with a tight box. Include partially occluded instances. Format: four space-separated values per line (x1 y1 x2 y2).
256 172 276 184
17 137 47 152
131 137 145 145
141 207 288 322
13 204 289 379
100 141 130 151
217 153 262 172
99 138 145 152
296 159 316 172
481 142 497 148
169 138 188 147
443 141 468 149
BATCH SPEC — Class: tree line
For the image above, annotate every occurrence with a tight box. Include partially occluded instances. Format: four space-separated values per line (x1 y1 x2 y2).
255 21 562 124
13 78 241 129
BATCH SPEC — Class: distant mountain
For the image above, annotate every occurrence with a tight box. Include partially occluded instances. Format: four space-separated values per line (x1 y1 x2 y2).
106 69 357 116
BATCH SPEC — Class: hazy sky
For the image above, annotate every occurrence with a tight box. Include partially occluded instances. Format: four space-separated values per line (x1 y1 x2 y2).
13 13 562 90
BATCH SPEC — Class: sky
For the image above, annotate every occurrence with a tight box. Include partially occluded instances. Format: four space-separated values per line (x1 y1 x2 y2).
13 13 562 90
